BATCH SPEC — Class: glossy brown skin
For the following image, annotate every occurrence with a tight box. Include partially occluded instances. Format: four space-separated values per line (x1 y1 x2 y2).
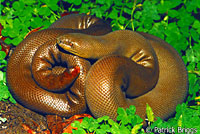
7 13 188 123
6 14 112 117
57 30 188 122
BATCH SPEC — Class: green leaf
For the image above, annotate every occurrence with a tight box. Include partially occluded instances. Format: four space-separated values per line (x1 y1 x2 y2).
149 22 165 39
117 107 127 122
190 28 199 42
0 84 9 100
43 20 52 29
79 3 90 14
96 128 106 134
192 20 200 30
186 0 199 12
182 56 188 65
119 125 130 134
99 5 110 14
124 7 132 15
30 17 43 28
49 15 57 24
0 51 6 60
134 11 142 19
80 119 89 129
24 20 31 28
71 0 82 6
125 2 133 9
8 28 19 38
180 26 190 38
12 1 20 10
114 0 123 6
108 8 119 19
157 3 168 14
117 107 126 114
177 10 195 27
131 123 143 134
88 120 99 132
143 18 153 29
171 0 182 8
66 0 74 3
146 104 154 122
192 20 200 34
71 121 81 128
177 115 183 127
48 4 59 11
158 0 182 13
38 7 51 16
117 106 139 125
97 116 109 123
13 18 21 27
104 0 113 8
108 119 119 129
96 0 105 4
99 124 110 133
9 95 16 104
72 128 86 134
4 38 12 45
187 62 196 71
100 124 110 129
188 73 198 95
0 16 6 26
22 0 36 5
23 6 33 16
1 28 8 37
0 71 4 81
12 37 23 46
6 19 13 28
168 9 179 18
186 49 198 63
91 7 103 18
142 1 160 21
126 105 136 116
197 62 200 70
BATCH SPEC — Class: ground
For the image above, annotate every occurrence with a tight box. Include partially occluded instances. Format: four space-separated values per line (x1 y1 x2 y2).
0 101 48 133
0 100 93 134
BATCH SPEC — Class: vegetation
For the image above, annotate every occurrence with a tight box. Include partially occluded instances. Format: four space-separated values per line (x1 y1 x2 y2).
0 0 199 133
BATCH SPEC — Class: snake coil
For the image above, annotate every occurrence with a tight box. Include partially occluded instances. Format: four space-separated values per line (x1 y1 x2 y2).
7 14 188 122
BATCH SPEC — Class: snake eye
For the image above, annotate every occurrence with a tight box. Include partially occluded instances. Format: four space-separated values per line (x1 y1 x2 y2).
68 42 73 46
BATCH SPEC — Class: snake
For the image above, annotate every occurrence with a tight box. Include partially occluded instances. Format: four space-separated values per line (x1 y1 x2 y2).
6 14 112 117
6 14 188 122
57 29 188 121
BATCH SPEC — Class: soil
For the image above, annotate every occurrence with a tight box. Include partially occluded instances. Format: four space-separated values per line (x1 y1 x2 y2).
0 101 48 134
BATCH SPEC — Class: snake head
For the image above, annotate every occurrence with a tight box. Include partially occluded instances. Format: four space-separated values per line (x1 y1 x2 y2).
57 33 95 58
57 34 79 55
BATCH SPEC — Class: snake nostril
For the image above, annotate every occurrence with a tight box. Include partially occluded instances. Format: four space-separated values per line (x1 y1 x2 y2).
56 37 62 44
59 40 62 44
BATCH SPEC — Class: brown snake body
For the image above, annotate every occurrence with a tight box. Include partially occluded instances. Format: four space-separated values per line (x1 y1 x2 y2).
6 14 112 117
7 14 188 121
57 30 188 121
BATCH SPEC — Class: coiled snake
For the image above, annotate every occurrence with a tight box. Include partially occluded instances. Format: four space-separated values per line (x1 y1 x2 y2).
7 14 188 122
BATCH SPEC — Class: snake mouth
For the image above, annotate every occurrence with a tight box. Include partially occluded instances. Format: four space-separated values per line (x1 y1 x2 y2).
58 41 71 50
57 41 84 57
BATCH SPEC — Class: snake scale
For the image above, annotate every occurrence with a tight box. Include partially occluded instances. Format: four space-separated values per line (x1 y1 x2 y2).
6 14 188 122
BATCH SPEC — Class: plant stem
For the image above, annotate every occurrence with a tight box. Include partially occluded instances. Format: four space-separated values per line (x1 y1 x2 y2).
188 70 200 75
68 4 74 12
130 0 137 31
